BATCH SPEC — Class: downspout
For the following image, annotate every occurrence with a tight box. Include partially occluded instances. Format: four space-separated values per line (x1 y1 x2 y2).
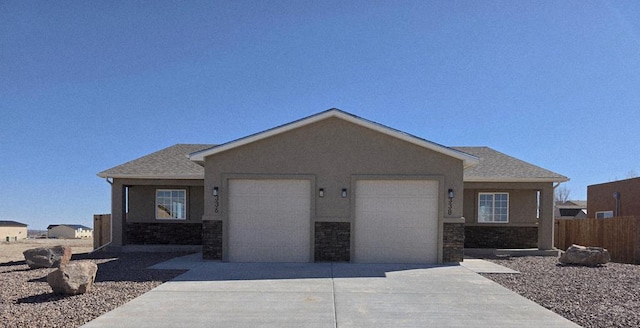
91 178 114 253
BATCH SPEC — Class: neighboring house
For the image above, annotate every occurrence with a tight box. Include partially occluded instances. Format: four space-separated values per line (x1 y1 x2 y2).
588 177 640 218
0 220 28 241
98 109 568 264
47 224 93 239
555 200 587 219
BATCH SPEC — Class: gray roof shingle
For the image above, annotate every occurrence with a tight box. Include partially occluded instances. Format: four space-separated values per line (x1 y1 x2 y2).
0 220 27 227
453 146 568 182
98 144 215 179
98 144 567 183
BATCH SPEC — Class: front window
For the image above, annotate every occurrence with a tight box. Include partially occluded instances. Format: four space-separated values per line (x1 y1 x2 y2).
478 192 509 223
156 189 186 220
595 211 613 219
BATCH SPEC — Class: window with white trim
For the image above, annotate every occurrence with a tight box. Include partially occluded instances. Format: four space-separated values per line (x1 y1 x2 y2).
595 211 613 219
156 189 186 220
478 192 509 223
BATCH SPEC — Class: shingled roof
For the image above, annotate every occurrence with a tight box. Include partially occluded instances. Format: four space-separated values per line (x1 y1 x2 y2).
98 144 566 183
47 224 92 230
453 147 568 183
0 220 27 227
98 144 215 179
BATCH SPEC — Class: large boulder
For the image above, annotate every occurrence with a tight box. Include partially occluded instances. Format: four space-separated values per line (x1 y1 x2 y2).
559 244 610 266
23 245 72 269
47 261 98 295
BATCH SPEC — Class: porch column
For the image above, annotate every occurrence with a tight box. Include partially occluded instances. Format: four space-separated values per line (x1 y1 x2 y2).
110 180 126 248
538 186 554 250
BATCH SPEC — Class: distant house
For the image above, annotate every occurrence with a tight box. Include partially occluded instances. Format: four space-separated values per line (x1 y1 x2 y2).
0 220 28 241
47 224 93 239
588 177 640 218
555 200 587 219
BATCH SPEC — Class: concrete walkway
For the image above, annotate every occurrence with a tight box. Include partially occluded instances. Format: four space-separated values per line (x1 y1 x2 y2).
82 254 580 328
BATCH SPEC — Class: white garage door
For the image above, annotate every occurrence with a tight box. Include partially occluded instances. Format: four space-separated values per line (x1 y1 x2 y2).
354 180 439 263
228 179 311 262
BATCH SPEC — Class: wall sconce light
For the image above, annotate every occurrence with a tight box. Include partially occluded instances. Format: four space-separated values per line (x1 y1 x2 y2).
448 189 454 199
319 188 325 198
341 188 348 198
212 187 219 196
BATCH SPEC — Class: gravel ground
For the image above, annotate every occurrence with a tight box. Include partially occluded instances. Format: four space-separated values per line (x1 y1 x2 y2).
3 250 638 328
0 252 188 328
482 256 640 328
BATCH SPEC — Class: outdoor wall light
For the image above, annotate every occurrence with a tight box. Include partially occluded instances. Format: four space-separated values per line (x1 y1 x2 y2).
212 187 219 196
447 189 454 215
319 188 325 198
342 188 348 198
448 189 454 199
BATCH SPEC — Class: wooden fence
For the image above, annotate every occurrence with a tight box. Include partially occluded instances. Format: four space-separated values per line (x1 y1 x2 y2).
93 214 111 250
555 216 640 264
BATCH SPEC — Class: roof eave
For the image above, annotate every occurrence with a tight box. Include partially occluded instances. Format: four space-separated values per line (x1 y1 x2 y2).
96 174 205 180
464 177 570 183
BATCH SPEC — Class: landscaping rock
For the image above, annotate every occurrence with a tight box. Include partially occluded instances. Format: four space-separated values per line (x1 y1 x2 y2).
22 245 72 269
559 244 610 266
47 261 98 295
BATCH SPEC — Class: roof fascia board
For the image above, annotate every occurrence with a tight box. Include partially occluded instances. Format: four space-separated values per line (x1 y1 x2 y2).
464 177 570 183
190 109 479 166
96 174 205 180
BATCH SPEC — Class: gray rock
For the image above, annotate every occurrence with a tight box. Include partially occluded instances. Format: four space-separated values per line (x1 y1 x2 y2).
559 244 610 266
23 245 72 269
47 261 98 295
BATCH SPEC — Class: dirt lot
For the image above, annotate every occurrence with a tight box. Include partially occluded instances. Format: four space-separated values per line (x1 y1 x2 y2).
0 238 94 263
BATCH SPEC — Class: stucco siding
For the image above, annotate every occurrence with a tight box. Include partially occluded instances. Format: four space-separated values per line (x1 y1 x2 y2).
203 117 464 221
0 227 27 241
48 226 92 239
463 182 551 226
125 181 204 223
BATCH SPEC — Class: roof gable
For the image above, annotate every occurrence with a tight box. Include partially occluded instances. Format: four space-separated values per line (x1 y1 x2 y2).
98 144 215 179
453 146 569 183
190 109 479 167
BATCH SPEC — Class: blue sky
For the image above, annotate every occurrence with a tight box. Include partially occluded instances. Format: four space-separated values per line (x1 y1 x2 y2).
2 1 640 230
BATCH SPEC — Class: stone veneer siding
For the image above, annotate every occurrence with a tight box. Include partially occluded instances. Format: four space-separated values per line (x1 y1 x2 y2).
125 222 202 245
442 222 465 262
314 222 350 262
202 220 223 260
465 226 538 249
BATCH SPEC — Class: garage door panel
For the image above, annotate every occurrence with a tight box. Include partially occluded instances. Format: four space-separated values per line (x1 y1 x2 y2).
355 180 439 264
229 179 311 262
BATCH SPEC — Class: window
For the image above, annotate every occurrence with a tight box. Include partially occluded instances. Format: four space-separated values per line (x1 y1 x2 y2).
595 211 613 219
478 192 509 223
156 189 186 220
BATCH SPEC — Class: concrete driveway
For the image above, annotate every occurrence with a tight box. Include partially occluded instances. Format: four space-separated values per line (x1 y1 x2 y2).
82 254 580 328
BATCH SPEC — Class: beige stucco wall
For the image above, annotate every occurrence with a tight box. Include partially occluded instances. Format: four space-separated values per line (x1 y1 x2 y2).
48 226 77 239
202 117 465 261
462 181 556 249
128 184 204 223
0 226 27 241
203 118 464 221
109 178 204 248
